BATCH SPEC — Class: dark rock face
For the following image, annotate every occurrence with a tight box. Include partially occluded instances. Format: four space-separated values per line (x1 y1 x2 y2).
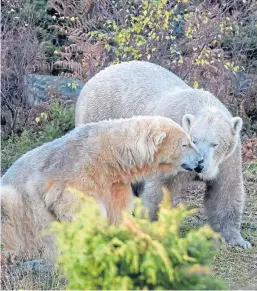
231 71 251 93
24 74 85 106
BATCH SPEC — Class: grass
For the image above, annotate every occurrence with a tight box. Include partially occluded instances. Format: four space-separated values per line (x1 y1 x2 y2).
1 263 66 290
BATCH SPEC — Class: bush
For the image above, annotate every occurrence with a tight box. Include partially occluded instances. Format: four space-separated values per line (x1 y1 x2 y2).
1 101 75 174
92 0 184 64
47 0 110 79
52 189 227 290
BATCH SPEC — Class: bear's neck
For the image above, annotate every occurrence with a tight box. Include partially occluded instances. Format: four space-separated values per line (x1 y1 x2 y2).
106 140 173 185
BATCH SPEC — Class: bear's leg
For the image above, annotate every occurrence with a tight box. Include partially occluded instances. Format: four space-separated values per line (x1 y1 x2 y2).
204 145 251 248
44 183 81 222
140 172 194 220
108 183 134 224
140 177 164 221
140 172 175 220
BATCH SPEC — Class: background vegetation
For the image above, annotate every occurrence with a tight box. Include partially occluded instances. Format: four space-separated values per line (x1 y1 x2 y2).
1 0 256 289
1 0 257 140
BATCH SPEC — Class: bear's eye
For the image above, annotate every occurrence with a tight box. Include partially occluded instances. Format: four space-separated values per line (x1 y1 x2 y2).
182 144 188 147
211 143 218 147
192 140 197 144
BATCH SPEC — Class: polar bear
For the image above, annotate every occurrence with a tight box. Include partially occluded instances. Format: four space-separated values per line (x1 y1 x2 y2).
1 115 202 262
75 61 251 248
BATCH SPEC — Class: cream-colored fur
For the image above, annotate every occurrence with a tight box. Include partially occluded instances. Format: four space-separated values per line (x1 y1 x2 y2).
1 116 202 262
1 185 56 263
75 60 251 248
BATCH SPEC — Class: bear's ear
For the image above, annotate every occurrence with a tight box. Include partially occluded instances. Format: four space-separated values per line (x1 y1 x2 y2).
182 114 195 132
153 132 167 146
231 117 243 135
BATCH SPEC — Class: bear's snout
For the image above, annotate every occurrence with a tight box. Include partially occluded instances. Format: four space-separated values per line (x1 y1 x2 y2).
181 148 204 172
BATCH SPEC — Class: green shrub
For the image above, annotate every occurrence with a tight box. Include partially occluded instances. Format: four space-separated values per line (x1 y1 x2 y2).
1 101 75 174
92 0 183 64
52 189 227 290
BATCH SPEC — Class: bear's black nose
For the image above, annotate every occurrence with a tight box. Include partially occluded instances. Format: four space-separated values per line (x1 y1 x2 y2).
181 163 193 171
194 164 204 173
198 159 204 165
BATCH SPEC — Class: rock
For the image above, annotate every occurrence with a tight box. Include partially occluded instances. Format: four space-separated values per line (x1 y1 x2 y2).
24 74 85 106
231 71 251 93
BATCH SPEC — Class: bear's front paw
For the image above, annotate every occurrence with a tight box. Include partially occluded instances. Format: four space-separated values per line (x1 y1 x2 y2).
227 236 252 249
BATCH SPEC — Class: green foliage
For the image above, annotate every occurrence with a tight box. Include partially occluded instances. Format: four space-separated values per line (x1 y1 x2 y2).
1 101 75 174
92 0 185 63
41 101 75 138
243 161 257 182
52 189 227 290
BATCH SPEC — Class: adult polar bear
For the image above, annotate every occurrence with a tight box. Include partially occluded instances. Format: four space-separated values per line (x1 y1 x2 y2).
76 61 251 248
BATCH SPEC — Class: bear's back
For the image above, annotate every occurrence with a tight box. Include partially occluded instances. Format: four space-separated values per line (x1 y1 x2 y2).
76 61 228 125
87 61 189 92
1 127 88 188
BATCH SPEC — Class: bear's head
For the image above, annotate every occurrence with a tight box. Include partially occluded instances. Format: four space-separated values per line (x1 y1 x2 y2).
182 108 243 180
151 118 204 174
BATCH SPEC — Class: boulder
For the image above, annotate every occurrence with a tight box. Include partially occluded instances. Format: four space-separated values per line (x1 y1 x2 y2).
24 74 85 106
